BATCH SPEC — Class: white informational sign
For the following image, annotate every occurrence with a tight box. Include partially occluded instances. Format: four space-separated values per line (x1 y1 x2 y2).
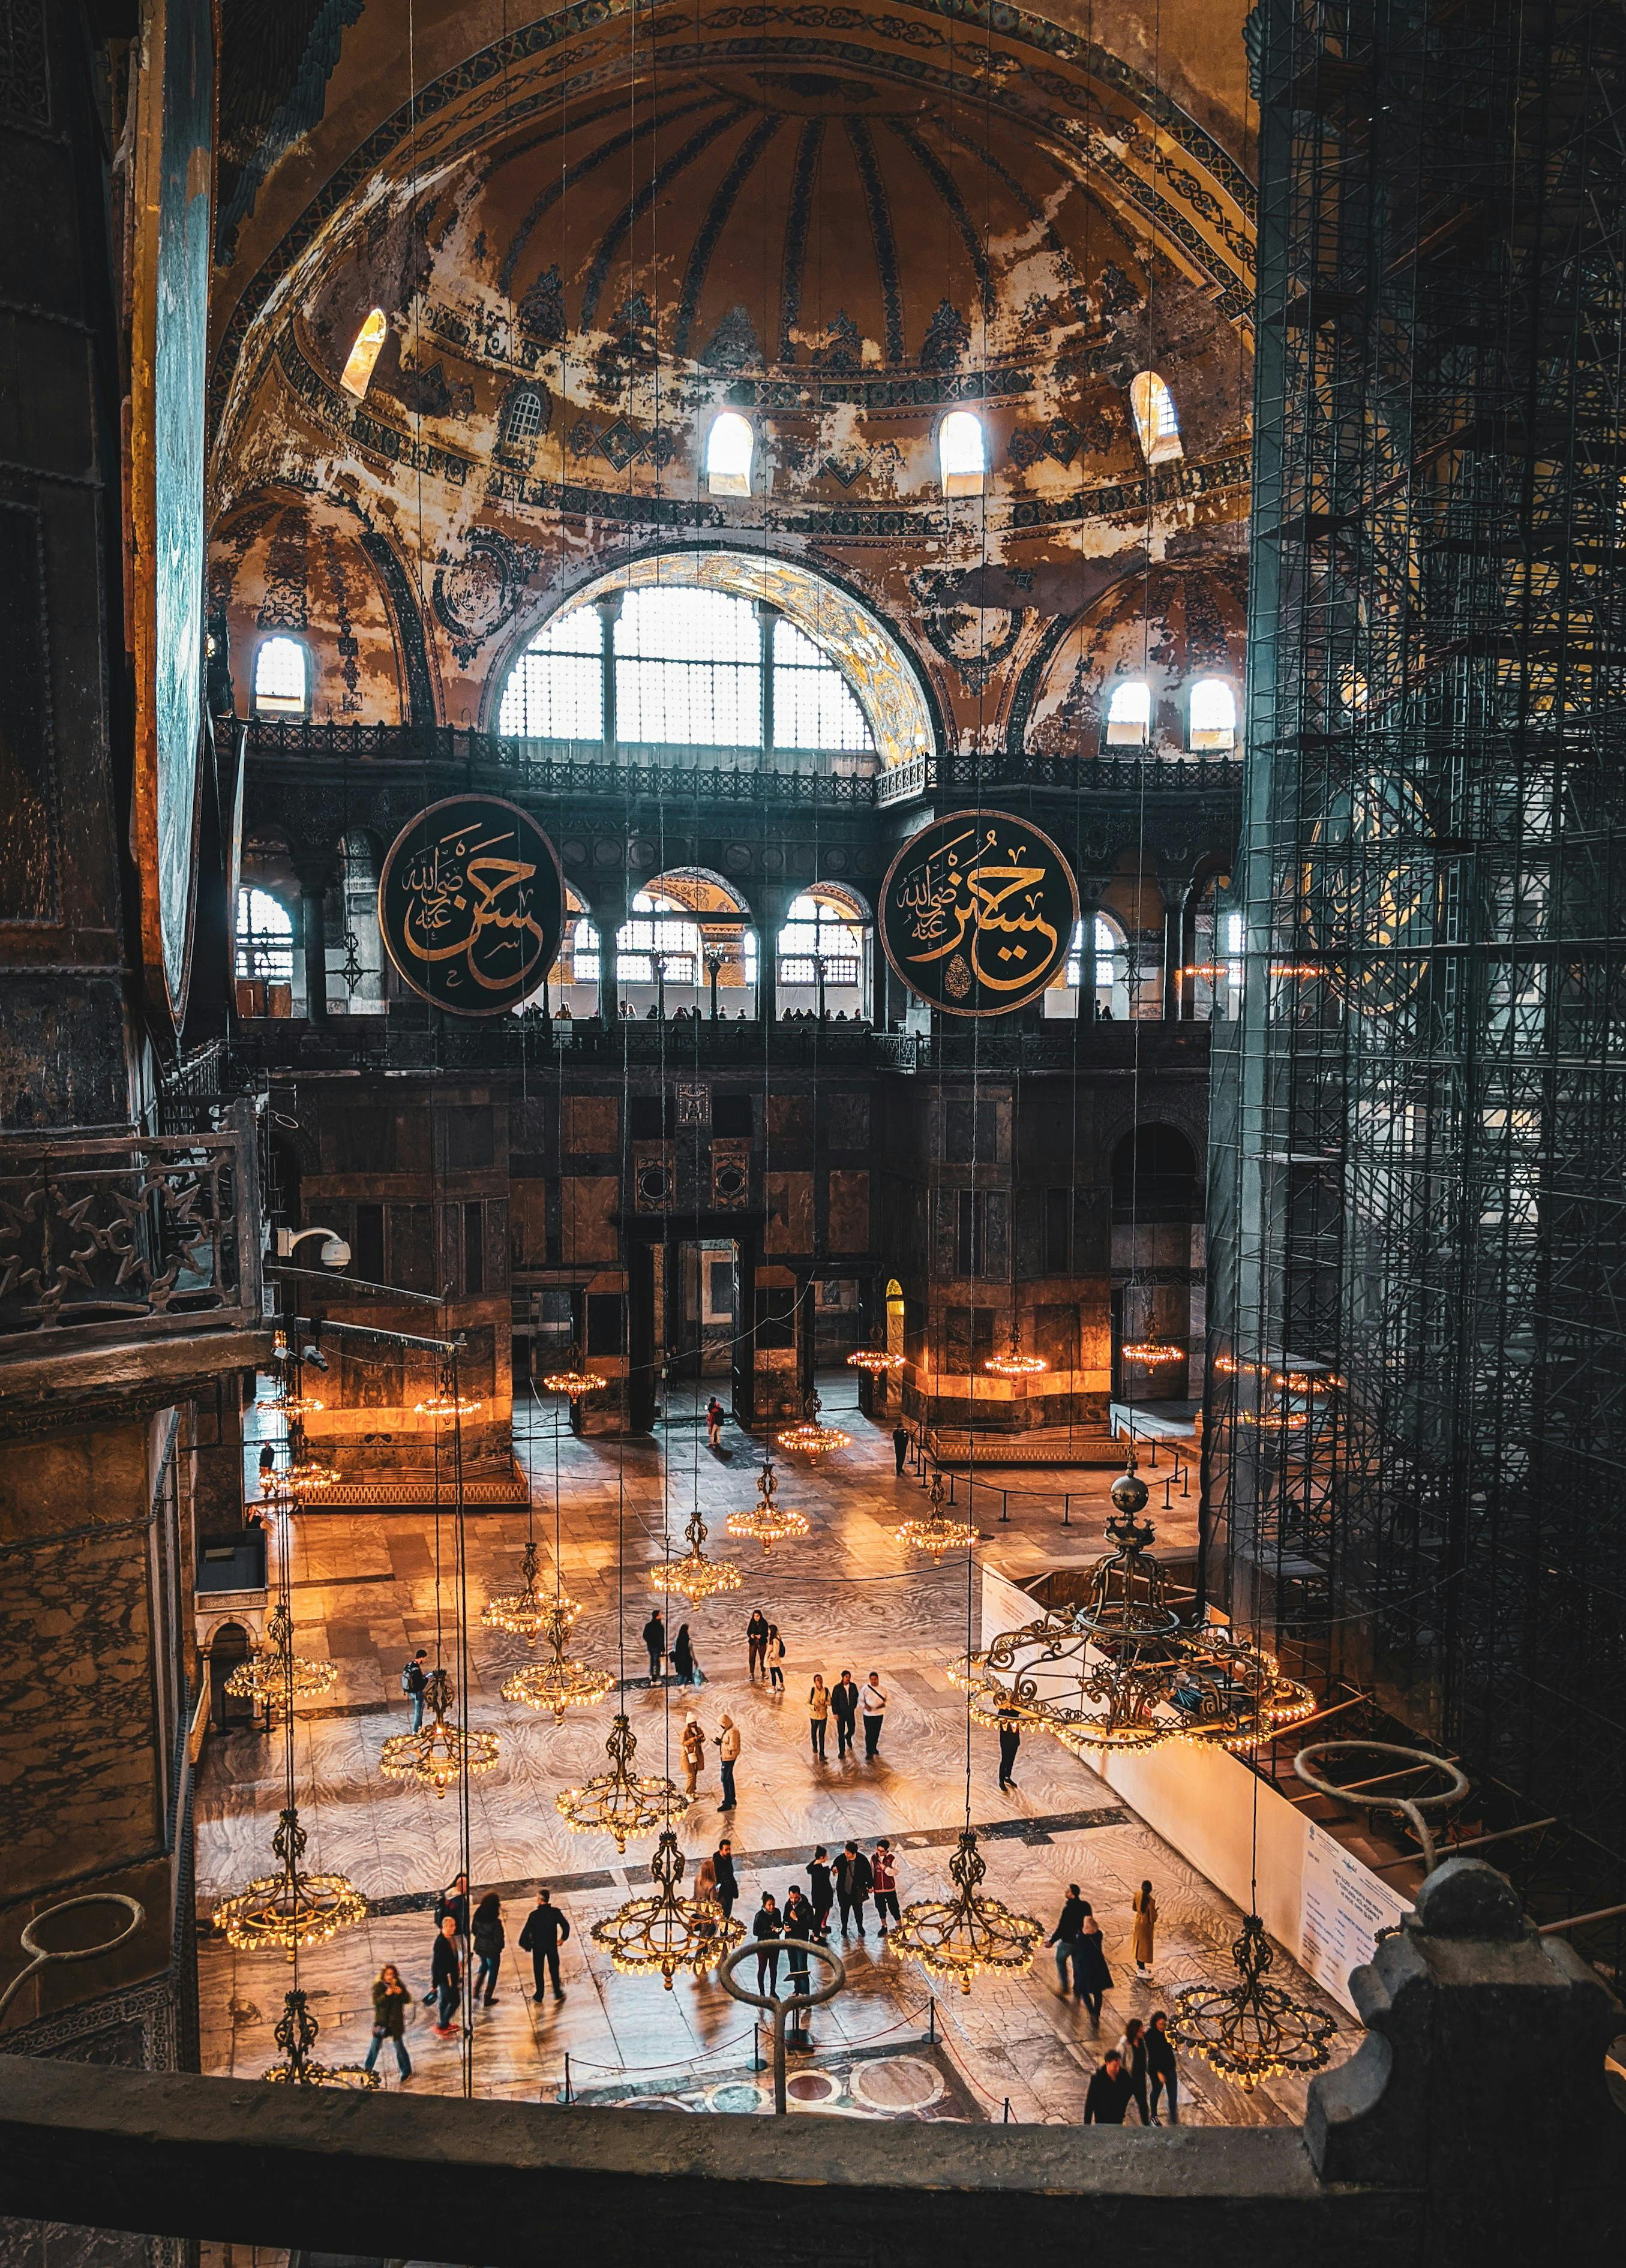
1298 1818 1413 2014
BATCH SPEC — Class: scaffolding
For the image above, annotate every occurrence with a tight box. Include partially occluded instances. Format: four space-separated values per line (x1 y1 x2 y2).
1211 0 1626 1921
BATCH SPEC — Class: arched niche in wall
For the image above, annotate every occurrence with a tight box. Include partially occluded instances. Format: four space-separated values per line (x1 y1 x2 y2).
1020 559 1247 759
209 492 415 726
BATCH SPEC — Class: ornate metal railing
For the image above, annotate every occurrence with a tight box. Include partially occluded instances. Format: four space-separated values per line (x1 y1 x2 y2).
242 721 1243 807
0 1107 262 1349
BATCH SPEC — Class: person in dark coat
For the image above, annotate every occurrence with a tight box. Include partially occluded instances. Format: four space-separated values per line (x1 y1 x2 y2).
997 1699 1021 1791
1075 1898 1112 2026
746 1609 769 1677
436 1872 470 1938
671 1623 698 1685
752 1893 782 1993
362 1964 412 2080
1048 1884 1088 1997
1083 2050 1133 2123
1146 2010 1180 2124
833 1840 873 1936
892 1422 910 1476
518 1888 571 1999
805 1846 835 1939
642 1609 666 1680
1114 2017 1151 2124
830 1671 860 1758
430 1914 461 2036
782 1887 814 2035
471 1892 505 2006
712 1839 739 1921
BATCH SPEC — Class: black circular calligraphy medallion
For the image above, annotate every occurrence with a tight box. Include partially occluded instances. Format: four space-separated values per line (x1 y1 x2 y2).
378 795 565 1016
878 810 1078 1017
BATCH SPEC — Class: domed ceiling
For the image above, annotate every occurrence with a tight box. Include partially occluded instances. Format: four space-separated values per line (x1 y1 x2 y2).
209 1 1256 749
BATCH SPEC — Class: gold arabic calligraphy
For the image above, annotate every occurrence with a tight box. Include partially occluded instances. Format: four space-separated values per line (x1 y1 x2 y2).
401 823 547 995
892 825 1062 993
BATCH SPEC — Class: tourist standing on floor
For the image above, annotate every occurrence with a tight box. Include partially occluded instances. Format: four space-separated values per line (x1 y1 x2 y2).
1146 2011 1179 2124
693 1857 721 1950
806 1846 834 1938
1076 1899 1112 2027
471 1892 505 2007
437 1872 470 1939
1083 2050 1132 2124
518 1888 571 2000
783 1886 814 2029
681 1711 706 1795
1130 1879 1157 1978
713 1838 739 1920
752 1893 781 1992
831 1669 860 1757
707 1396 725 1449
746 1608 769 1677
833 1839 873 1935
716 1712 740 1809
997 1699 1021 1791
402 1648 429 1732
642 1608 666 1680
672 1621 698 1685
871 1839 900 1931
808 1675 830 1759
860 1671 888 1758
1114 2017 1151 2124
430 1913 461 2036
363 1964 412 2080
892 1422 910 1476
1049 1883 1088 1997
766 1621 785 1692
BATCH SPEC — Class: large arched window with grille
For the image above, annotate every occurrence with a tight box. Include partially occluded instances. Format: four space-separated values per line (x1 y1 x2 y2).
235 888 293 986
254 635 310 719
775 888 868 1016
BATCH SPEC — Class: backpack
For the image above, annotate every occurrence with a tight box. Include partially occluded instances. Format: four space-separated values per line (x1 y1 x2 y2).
400 1661 415 1695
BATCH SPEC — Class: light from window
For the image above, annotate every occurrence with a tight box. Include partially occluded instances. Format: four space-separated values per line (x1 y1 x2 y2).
496 583 874 755
1225 909 1244 995
235 887 293 985
1105 679 1151 747
254 636 308 717
1129 372 1183 464
706 411 754 497
776 892 864 995
340 308 388 399
1189 677 1237 751
498 608 604 740
772 617 871 752
569 915 602 983
939 410 985 497
505 389 545 442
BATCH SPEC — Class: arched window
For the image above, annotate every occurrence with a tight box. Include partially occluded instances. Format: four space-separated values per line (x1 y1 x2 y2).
1105 678 1151 748
938 410 985 497
504 387 546 444
616 891 705 986
776 890 866 1008
339 308 388 399
1188 677 1237 752
1129 372 1183 464
235 888 293 986
253 635 309 718
1052 913 1131 1020
497 582 875 756
706 411 754 497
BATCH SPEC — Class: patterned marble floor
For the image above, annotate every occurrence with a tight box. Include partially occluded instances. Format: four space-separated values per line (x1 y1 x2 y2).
197 1380 1354 2124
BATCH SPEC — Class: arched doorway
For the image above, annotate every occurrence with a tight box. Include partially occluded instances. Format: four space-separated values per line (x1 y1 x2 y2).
1111 1125 1201 1402
208 1621 254 1733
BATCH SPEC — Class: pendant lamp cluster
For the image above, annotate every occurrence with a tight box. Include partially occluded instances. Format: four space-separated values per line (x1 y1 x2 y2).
896 1469 977 1558
725 1458 809 1552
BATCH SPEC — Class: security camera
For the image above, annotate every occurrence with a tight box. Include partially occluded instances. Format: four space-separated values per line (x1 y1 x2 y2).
320 1236 351 1269
301 1343 331 1373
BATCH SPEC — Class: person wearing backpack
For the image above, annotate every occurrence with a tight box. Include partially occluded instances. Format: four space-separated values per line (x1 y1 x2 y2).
401 1648 428 1731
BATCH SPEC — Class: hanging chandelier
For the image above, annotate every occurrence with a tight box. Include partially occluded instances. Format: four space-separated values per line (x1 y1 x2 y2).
892 1828 1043 1996
649 1506 742 1602
846 1346 902 1375
985 1327 1046 1378
502 1627 614 1722
213 1806 368 1957
775 1388 851 1457
259 1386 326 1417
589 1827 745 1988
725 1459 810 1553
556 1712 688 1852
224 1600 338 1710
415 1387 484 1417
481 1537 566 1640
541 1347 606 1399
1169 1912 1336 2089
896 1470 976 1558
277 1450 343 1496
378 1667 500 1797
262 1987 379 2089
1121 1339 1183 1369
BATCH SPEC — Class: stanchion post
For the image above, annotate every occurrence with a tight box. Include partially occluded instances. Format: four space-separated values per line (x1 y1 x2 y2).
1003 2097 1013 2123
563 2051 572 2104
928 1995 937 2044
1000 1489 1009 1524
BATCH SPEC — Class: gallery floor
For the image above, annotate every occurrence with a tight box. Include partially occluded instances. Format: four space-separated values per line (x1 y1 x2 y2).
195 1383 1354 2123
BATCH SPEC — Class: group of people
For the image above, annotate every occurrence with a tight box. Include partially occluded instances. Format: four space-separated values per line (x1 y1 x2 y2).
807 1669 889 1760
364 1878 578 2075
1083 2012 1180 2125
1048 1879 1159 2023
641 1607 705 1686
